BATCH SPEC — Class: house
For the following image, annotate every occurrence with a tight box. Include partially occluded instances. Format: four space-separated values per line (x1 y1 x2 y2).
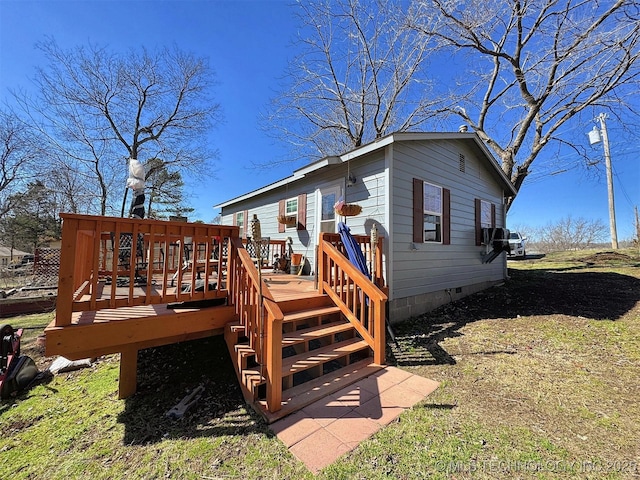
216 132 517 323
0 246 31 269
42 132 514 419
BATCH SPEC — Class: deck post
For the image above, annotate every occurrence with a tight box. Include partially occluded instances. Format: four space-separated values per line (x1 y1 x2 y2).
55 215 80 326
118 347 139 399
265 304 283 413
317 236 325 294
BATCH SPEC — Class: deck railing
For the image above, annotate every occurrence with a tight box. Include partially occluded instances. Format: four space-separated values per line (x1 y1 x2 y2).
55 213 238 326
317 232 387 364
227 237 284 412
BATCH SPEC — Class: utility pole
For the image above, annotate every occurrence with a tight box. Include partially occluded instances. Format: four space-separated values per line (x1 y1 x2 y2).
588 113 618 249
635 206 639 253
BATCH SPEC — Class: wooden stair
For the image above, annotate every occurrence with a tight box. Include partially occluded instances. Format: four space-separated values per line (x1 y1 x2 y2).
224 294 382 422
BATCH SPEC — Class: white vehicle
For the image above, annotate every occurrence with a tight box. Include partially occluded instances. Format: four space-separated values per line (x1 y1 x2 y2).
508 232 526 258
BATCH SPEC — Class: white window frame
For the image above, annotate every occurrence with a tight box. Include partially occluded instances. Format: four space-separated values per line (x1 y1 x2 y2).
285 197 298 230
480 200 492 228
423 181 443 243
236 211 245 238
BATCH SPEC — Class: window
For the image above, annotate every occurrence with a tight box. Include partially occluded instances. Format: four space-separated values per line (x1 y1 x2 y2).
285 197 298 228
480 200 492 228
413 178 450 245
475 198 496 245
279 194 307 233
423 182 442 242
236 211 245 238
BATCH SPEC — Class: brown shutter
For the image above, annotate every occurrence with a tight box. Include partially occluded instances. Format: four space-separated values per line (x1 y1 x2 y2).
491 203 496 229
475 198 482 246
442 188 451 245
278 200 285 233
232 212 237 226
297 194 306 230
413 178 423 243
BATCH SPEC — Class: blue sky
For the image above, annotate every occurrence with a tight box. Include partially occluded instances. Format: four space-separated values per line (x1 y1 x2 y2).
1 1 639 240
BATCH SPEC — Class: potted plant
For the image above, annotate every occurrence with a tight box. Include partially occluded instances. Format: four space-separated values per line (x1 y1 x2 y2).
334 199 362 217
277 215 297 227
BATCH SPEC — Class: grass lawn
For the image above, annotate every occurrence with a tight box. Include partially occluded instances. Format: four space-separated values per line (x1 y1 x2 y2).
1 248 639 479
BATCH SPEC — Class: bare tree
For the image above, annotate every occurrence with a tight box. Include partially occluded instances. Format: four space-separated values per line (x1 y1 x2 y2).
15 37 222 216
0 108 38 217
411 0 640 209
265 0 435 162
534 216 608 251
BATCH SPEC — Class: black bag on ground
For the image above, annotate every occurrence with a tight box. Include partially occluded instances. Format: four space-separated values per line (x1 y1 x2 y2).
0 355 38 399
1 324 39 399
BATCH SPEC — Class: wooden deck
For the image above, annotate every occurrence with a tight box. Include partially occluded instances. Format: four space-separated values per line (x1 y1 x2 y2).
46 214 388 415
68 270 318 323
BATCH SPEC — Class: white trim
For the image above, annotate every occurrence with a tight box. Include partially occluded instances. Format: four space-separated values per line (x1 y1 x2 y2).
385 144 393 300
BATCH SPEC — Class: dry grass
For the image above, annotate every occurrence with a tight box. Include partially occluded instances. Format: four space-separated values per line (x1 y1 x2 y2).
379 248 640 478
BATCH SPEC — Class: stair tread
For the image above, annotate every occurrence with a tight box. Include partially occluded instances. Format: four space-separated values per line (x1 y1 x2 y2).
282 338 370 375
282 305 341 323
235 343 255 354
282 321 354 347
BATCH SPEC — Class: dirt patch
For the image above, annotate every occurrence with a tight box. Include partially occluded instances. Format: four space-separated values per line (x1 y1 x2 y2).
578 251 634 264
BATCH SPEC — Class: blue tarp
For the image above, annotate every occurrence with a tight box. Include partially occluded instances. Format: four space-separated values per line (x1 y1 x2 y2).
337 222 397 344
337 222 369 278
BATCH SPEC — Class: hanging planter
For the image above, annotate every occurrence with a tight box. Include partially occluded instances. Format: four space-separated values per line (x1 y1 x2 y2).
277 215 297 227
334 199 362 217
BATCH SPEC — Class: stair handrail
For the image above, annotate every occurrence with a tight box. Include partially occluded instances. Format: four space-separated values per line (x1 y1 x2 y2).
227 237 284 412
317 237 387 364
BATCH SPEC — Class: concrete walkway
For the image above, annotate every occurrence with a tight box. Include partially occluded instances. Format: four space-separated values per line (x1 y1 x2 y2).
270 366 440 474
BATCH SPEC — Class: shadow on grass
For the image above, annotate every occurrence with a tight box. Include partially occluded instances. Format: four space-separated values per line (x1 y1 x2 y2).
117 335 267 445
387 268 640 368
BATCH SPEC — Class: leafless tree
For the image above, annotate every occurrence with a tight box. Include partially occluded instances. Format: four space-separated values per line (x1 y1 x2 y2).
14 37 221 216
264 0 436 162
534 216 608 251
411 0 640 210
0 108 38 217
